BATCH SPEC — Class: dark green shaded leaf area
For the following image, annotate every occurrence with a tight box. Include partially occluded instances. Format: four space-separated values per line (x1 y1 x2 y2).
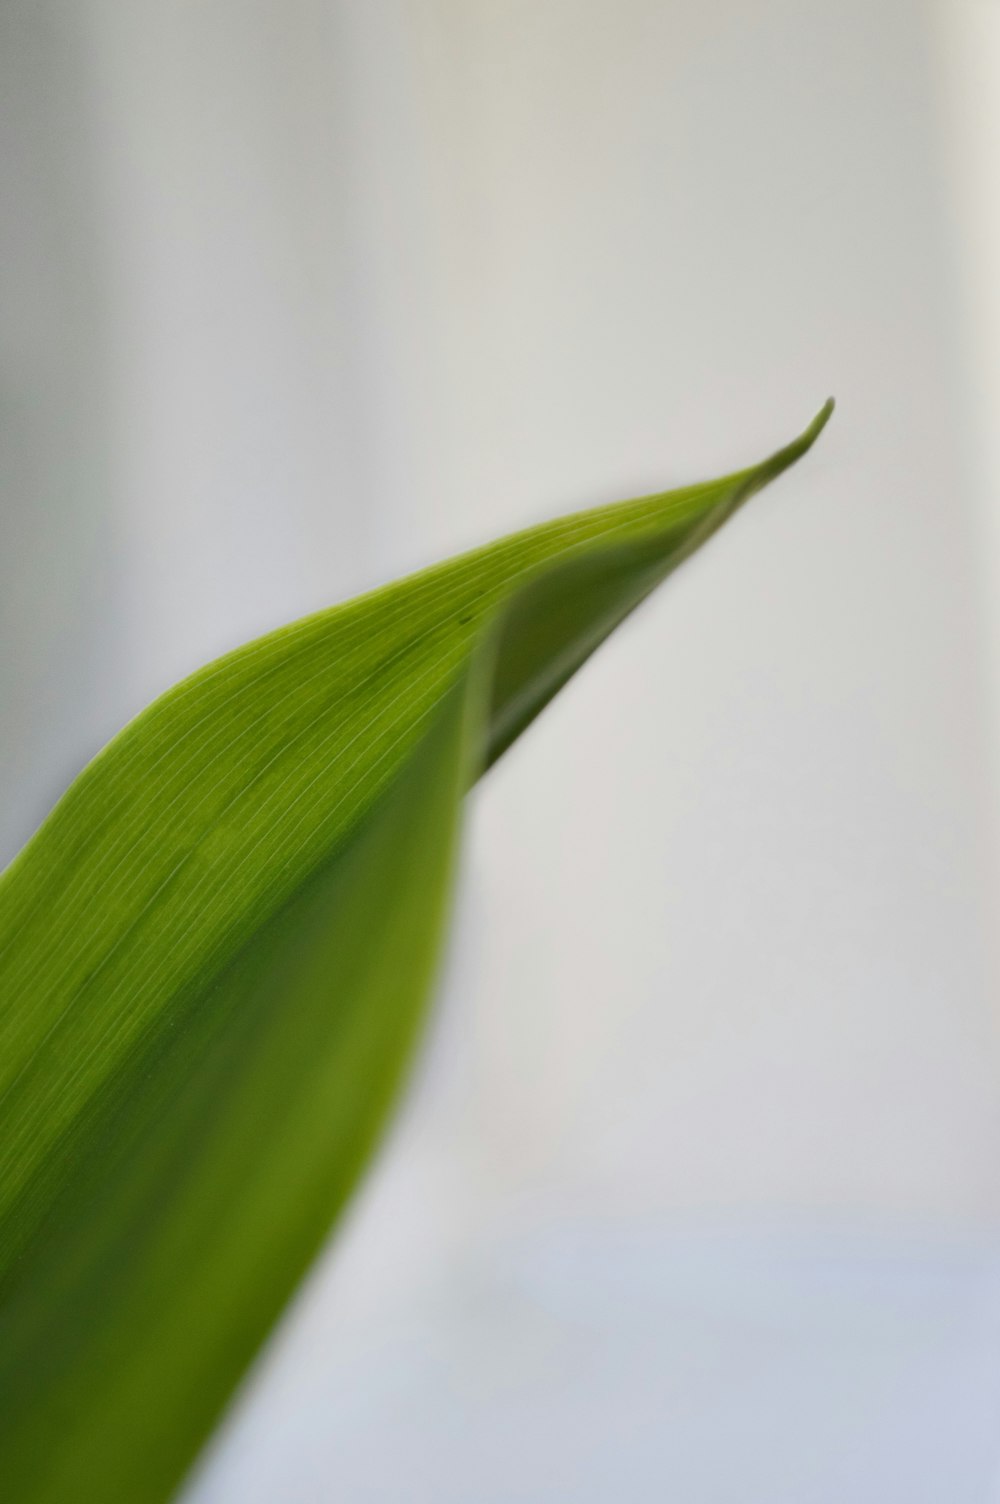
0 404 830 1502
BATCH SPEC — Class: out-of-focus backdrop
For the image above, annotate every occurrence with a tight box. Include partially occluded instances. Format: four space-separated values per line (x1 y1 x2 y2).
4 2 1000 1499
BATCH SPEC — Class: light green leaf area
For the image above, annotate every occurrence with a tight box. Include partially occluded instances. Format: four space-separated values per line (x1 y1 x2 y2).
0 403 830 1502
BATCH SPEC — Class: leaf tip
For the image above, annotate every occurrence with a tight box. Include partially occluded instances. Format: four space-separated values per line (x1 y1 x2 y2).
809 395 836 440
783 395 835 463
736 396 834 505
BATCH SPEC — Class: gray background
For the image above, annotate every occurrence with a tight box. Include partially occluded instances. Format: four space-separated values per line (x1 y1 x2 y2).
3 2 1000 1499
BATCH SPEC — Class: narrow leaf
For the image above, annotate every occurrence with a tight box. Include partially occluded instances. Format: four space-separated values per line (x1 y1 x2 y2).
0 403 831 1501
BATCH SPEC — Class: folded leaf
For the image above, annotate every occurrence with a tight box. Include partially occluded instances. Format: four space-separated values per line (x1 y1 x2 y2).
0 402 831 1502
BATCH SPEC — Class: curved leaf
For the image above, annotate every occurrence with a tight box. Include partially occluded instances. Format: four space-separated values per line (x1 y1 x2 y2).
0 403 831 1501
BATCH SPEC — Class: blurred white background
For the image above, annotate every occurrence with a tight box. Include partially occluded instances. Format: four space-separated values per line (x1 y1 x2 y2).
4 2 1000 1499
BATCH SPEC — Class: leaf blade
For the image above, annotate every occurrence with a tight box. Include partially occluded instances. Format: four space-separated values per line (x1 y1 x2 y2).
0 403 831 1501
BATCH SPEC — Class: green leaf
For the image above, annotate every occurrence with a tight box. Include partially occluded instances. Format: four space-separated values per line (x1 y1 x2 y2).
0 402 831 1502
